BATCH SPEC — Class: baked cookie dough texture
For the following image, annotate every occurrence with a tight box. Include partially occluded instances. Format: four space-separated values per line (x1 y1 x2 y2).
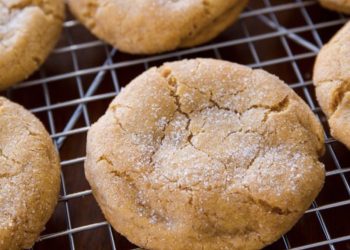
314 21 350 149
319 0 350 14
0 0 64 90
67 0 248 54
86 59 325 249
0 97 61 250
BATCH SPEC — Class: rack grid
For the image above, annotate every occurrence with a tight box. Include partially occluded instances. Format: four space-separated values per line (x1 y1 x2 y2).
3 0 349 249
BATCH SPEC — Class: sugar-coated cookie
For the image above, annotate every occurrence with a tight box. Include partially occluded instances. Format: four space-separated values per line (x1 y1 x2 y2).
314 21 350 149
0 97 61 250
86 58 325 250
68 0 248 54
0 0 64 90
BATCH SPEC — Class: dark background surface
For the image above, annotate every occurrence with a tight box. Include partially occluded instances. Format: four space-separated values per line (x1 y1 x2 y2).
1 0 349 249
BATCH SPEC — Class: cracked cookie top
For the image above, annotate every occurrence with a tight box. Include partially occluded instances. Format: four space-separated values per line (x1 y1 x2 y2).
0 0 64 90
0 97 61 250
86 58 325 250
67 0 248 54
319 0 350 14
313 21 350 149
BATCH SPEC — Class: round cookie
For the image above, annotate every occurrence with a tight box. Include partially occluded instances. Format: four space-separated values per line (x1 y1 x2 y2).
0 97 61 250
319 0 350 14
313 21 350 149
0 0 65 90
67 0 248 54
86 59 325 249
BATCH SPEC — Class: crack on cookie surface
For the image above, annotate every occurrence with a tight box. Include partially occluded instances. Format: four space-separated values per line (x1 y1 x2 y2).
328 80 350 116
243 186 296 215
80 0 99 29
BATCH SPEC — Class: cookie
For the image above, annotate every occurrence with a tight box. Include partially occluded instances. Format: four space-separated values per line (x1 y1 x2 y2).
0 0 64 90
67 0 248 54
0 97 61 250
86 58 325 249
319 0 350 14
313 21 350 149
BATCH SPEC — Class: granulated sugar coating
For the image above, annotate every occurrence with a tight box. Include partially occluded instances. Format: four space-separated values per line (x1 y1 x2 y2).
0 97 61 250
86 58 325 250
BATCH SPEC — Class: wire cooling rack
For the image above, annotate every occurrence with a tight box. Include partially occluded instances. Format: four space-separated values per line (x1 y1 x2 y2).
2 0 349 249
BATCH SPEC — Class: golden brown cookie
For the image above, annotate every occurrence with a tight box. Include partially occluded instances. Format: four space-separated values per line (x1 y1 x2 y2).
86 58 325 250
0 0 65 90
67 0 248 54
313 21 350 149
319 0 350 14
0 97 61 250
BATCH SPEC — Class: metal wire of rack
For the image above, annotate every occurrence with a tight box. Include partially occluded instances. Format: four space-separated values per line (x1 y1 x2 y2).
3 0 349 249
